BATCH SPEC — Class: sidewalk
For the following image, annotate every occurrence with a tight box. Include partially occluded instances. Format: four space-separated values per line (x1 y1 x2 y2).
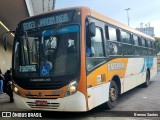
0 93 15 111
0 93 10 103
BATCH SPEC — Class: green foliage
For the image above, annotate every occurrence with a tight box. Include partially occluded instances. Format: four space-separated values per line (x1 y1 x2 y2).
155 37 160 53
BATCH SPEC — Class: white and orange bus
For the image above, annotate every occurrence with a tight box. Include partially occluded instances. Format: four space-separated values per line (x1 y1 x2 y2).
10 7 157 111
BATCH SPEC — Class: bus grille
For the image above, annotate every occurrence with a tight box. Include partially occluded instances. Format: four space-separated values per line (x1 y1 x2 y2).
26 102 60 109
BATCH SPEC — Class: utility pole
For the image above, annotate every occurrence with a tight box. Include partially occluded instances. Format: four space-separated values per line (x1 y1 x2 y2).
124 8 131 26
52 0 56 10
46 0 56 11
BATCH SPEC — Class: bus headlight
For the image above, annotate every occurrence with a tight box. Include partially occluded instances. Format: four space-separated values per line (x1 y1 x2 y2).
66 81 78 96
12 82 18 93
14 86 19 93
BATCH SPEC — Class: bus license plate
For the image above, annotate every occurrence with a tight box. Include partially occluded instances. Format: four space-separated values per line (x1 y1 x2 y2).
35 100 48 106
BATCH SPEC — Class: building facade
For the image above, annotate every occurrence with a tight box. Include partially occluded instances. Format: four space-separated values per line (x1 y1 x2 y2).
0 41 12 73
136 27 154 37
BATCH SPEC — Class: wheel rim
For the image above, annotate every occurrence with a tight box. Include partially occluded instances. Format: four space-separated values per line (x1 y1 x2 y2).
110 87 117 102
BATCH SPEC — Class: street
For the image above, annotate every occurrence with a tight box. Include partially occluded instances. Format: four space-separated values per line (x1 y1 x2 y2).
0 73 160 120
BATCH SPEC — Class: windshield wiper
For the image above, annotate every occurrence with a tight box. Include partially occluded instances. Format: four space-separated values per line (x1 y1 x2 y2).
24 31 32 52
40 23 63 61
40 23 63 69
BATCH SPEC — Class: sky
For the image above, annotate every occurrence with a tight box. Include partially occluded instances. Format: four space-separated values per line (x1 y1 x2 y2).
56 0 160 37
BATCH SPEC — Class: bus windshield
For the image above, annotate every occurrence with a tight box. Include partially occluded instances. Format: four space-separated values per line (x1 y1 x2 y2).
13 24 80 78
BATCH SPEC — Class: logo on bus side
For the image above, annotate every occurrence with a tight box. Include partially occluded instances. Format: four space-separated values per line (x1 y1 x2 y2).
108 62 125 71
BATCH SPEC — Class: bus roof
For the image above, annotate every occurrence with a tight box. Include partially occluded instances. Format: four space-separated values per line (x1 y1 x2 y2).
20 6 155 41
87 8 155 41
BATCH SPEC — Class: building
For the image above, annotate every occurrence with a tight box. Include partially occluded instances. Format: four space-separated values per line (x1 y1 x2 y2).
136 27 154 37
0 0 56 73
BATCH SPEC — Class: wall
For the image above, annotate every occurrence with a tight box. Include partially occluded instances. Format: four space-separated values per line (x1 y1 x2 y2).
0 40 12 73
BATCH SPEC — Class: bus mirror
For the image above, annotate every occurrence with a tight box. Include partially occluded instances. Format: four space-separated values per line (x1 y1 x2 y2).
1 31 15 51
89 22 96 37
2 34 8 51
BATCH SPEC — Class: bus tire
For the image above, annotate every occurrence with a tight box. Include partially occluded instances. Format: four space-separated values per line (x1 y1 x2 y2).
142 71 150 87
106 80 118 109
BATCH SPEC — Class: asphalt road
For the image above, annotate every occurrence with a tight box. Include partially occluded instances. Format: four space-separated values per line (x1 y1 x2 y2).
0 73 160 120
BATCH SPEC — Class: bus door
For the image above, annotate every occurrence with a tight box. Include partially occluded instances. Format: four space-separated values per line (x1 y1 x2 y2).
85 18 107 110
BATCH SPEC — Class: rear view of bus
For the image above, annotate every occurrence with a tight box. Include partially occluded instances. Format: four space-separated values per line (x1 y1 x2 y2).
12 7 89 111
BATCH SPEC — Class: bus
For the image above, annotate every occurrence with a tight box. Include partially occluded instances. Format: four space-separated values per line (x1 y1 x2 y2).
9 6 157 111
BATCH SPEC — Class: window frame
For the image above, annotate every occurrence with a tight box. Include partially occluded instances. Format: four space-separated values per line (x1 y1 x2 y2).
91 26 106 57
144 39 148 47
138 37 142 46
106 25 119 42
141 37 146 47
133 34 139 46
121 30 132 44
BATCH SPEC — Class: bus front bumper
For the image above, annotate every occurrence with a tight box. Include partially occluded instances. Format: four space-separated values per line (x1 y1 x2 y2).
13 91 87 112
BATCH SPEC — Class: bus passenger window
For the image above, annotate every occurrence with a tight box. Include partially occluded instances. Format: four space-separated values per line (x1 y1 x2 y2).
145 39 148 47
141 38 145 47
108 27 117 41
91 27 104 57
133 35 139 46
148 41 152 48
121 30 132 44
109 42 122 56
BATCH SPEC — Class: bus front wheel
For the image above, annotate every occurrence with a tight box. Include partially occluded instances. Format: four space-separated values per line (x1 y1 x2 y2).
106 80 118 109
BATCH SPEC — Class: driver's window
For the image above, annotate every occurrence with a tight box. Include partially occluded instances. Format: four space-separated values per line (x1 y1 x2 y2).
86 25 106 71
91 27 104 57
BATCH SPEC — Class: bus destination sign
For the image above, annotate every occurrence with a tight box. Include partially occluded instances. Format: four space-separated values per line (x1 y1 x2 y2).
21 10 76 31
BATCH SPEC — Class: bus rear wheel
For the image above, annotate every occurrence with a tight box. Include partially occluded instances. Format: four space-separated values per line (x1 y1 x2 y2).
106 80 118 109
142 71 150 87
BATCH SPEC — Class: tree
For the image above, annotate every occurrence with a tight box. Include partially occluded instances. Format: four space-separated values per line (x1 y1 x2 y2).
155 37 160 54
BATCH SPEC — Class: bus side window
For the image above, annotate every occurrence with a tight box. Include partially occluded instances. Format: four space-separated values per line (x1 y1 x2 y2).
148 40 152 56
121 30 134 56
108 26 117 41
121 30 132 44
91 27 104 57
86 26 106 71
141 38 148 56
153 42 157 56
149 41 152 48
133 35 139 46
145 39 148 47
141 38 145 47
106 26 122 56
86 19 92 57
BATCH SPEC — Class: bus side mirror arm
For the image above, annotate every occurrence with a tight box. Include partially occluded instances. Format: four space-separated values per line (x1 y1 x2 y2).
89 22 96 37
1 31 15 51
2 33 8 51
